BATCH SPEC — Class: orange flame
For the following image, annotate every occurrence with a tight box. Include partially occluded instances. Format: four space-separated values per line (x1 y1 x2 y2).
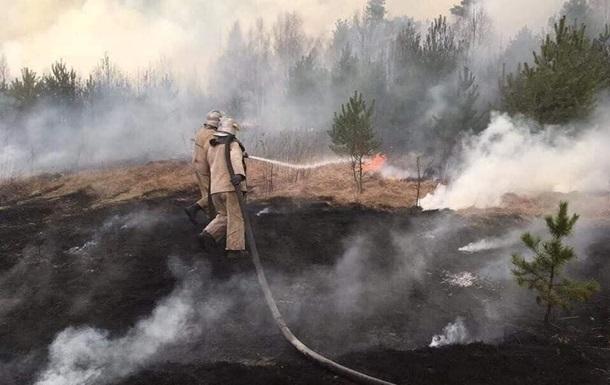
363 153 387 173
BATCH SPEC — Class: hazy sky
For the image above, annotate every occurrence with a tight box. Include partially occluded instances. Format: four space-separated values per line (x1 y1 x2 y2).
0 0 564 77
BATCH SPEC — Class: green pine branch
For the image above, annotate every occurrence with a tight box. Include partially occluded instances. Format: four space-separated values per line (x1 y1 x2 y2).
510 201 600 326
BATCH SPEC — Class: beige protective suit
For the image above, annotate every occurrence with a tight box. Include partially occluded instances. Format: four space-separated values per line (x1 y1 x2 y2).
192 126 217 208
203 138 247 251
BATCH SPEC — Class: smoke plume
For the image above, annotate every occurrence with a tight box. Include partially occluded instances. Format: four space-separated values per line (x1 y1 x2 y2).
34 257 230 385
1 0 563 76
0 0 575 179
421 112 610 210
429 317 470 347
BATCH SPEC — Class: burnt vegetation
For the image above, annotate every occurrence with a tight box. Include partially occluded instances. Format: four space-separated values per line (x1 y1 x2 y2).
0 190 608 385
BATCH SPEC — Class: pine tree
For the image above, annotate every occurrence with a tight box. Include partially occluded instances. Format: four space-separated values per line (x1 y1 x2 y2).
42 60 80 107
421 16 463 81
501 16 610 125
512 202 600 326
328 91 379 193
9 68 42 111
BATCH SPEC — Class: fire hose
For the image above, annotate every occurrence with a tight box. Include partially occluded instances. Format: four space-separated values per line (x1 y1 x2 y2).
224 140 397 385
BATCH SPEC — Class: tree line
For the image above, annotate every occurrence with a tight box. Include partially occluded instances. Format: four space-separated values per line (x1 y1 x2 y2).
1 0 610 176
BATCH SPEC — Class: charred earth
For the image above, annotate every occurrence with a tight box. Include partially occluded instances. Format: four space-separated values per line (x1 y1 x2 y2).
0 186 608 385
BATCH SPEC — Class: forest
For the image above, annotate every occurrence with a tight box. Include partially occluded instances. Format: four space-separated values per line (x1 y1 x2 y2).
1 0 610 178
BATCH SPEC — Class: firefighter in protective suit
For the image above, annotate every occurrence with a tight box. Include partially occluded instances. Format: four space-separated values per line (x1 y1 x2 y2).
184 110 224 224
200 117 248 258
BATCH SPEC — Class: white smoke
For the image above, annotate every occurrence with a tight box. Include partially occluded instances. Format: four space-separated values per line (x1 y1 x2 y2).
34 259 230 385
1 0 563 76
256 207 272 216
379 164 413 180
421 113 610 210
459 236 516 253
429 317 470 347
0 144 24 179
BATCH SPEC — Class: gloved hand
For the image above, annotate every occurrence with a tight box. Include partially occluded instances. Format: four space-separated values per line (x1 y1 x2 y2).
231 174 245 186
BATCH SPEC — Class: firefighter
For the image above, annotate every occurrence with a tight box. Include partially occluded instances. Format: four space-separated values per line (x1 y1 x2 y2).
184 110 223 224
201 117 248 258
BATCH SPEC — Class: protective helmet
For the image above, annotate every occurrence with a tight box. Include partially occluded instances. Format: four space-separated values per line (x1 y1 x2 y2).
214 117 240 137
204 110 223 128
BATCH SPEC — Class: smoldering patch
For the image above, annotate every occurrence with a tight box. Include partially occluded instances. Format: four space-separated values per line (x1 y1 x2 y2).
429 317 470 347
34 258 231 385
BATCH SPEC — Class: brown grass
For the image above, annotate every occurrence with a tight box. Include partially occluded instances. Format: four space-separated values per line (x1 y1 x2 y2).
248 160 437 208
460 191 610 220
0 159 434 209
1 159 609 219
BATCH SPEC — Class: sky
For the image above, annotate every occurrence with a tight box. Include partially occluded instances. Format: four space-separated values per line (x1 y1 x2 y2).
0 0 564 78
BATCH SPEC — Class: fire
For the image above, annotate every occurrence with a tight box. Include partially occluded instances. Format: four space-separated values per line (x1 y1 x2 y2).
363 153 386 173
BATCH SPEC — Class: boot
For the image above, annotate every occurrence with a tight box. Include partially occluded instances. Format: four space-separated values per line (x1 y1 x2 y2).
184 204 202 225
197 231 217 251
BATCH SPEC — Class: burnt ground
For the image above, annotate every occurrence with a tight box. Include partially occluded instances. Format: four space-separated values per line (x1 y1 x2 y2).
0 189 608 385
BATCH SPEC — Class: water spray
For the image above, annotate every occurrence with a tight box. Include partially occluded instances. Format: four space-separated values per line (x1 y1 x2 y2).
248 155 350 170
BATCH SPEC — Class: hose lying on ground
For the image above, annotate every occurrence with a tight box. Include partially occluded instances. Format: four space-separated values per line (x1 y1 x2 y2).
224 142 397 385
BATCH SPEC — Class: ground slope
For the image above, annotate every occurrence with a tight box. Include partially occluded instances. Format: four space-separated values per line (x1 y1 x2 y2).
0 162 608 385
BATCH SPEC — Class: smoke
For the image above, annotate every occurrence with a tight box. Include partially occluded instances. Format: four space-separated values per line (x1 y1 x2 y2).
421 113 610 210
484 0 564 37
2 200 606 383
429 317 470 347
379 164 413 180
0 0 575 179
0 209 232 385
1 0 564 76
2 0 215 79
34 258 230 385
274 212 538 352
458 231 523 253
0 84 199 179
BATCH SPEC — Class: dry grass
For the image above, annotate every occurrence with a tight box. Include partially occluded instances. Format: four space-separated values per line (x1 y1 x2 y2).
1 159 609 219
460 191 610 220
248 160 437 208
0 160 193 208
0 159 433 209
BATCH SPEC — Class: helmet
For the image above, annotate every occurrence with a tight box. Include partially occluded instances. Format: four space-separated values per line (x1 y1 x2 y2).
214 117 240 137
204 110 223 128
